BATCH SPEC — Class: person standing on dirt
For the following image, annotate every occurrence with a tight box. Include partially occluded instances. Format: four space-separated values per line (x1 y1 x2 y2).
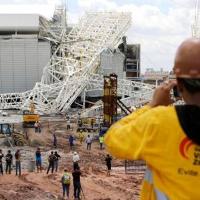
34 121 38 133
15 149 21 176
78 119 82 128
85 135 92 150
91 118 94 128
72 166 82 200
105 38 200 199
47 151 56 174
35 148 42 173
105 154 112 176
66 114 70 121
0 149 4 175
53 133 57 148
5 150 13 174
67 119 71 130
54 151 61 172
72 152 80 170
78 129 84 144
61 169 71 199
69 134 74 151
99 135 104 150
38 121 41 133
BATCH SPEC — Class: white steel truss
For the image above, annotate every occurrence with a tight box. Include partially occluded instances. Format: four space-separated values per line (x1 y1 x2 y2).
81 74 154 118
0 12 137 114
86 74 155 97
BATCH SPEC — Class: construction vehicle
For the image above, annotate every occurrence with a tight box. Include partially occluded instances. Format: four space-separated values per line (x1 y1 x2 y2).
12 131 28 146
23 110 39 127
0 123 12 135
78 117 99 132
23 102 40 128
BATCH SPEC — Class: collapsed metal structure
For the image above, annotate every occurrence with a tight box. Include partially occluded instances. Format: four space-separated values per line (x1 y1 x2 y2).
0 11 154 114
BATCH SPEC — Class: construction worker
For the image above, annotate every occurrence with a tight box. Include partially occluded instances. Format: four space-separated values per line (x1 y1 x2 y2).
35 148 42 173
78 119 82 128
47 151 56 174
91 118 94 128
5 150 12 174
0 149 4 175
85 135 92 150
72 166 82 200
99 135 104 150
69 134 74 151
61 169 71 199
78 129 84 144
34 121 38 133
72 152 80 170
105 38 200 199
38 121 41 133
53 133 57 148
105 154 112 176
54 151 61 172
65 114 70 121
67 119 71 130
15 149 21 176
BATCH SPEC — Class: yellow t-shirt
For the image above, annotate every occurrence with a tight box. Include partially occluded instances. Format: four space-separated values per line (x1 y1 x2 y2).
79 132 84 139
105 106 200 200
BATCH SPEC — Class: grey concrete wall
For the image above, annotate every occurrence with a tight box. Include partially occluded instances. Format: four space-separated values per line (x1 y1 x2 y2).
0 37 50 93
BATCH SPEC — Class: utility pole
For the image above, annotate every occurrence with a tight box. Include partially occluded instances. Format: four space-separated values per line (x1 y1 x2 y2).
192 0 200 38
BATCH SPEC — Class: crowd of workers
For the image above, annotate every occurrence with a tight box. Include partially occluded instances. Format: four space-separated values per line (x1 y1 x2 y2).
0 149 22 176
52 128 105 152
0 118 111 200
0 146 112 200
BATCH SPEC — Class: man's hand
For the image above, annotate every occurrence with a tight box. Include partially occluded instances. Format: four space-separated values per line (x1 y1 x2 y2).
149 80 177 107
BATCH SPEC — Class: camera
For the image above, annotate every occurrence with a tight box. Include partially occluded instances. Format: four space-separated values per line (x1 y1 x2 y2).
173 86 180 98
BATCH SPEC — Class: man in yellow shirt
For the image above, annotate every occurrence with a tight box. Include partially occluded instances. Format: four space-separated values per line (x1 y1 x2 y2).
105 38 200 200
78 129 85 144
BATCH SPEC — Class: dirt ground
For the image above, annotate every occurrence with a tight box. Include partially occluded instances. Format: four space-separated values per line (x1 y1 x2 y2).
0 118 144 200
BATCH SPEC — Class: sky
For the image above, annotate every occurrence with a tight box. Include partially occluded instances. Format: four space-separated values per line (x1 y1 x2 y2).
0 0 197 72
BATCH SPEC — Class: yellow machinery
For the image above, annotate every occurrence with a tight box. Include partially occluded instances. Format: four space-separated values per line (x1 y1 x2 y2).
23 111 40 127
13 131 28 146
81 117 96 126
23 102 40 127
103 74 118 126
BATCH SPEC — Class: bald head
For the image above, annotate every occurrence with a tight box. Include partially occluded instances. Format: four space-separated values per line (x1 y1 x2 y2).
174 38 200 78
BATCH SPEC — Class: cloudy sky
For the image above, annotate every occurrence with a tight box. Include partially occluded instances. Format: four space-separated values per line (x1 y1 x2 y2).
0 0 197 72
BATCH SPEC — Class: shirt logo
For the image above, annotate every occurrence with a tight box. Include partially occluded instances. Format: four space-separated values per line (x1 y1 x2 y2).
179 137 194 159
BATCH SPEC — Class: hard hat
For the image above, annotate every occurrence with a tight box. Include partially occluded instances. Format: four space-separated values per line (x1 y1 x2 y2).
174 38 200 78
74 152 77 155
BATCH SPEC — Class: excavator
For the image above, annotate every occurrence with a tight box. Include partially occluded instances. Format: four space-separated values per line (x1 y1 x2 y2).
23 101 40 128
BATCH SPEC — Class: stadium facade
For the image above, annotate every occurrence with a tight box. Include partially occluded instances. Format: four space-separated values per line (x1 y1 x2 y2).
0 14 51 93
